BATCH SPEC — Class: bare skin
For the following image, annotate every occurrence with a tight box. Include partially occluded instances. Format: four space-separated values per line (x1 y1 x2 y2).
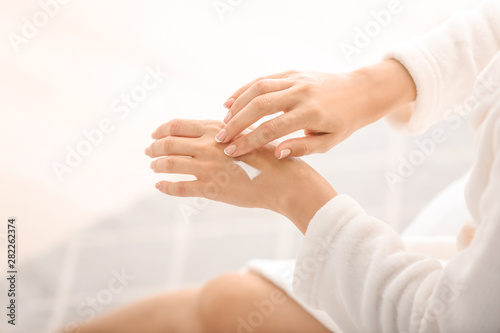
67 120 337 333
146 119 337 232
67 59 418 332
66 272 331 333
218 59 417 158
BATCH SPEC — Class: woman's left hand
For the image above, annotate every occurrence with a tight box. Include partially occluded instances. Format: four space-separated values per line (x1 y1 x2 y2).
145 119 337 232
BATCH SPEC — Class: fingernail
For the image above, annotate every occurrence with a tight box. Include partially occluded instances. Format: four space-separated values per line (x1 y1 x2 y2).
278 149 291 159
215 129 227 143
223 98 235 109
223 111 232 124
150 161 155 170
145 147 151 156
155 182 162 190
224 144 236 156
151 130 157 139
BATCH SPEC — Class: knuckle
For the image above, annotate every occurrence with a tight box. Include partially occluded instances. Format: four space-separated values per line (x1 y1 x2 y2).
274 114 289 128
254 95 270 109
307 103 323 118
165 183 172 194
260 122 278 141
164 157 175 171
207 123 223 135
202 141 217 156
297 141 310 156
165 183 175 195
209 120 224 129
234 136 250 151
168 119 181 135
255 79 270 93
297 83 313 94
176 183 186 196
162 137 172 153
255 75 266 83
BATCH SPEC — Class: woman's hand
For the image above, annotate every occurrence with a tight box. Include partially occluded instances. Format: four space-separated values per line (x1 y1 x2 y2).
216 59 416 158
145 119 337 232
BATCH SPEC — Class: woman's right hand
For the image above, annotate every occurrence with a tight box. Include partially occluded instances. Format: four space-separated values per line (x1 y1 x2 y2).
216 59 416 159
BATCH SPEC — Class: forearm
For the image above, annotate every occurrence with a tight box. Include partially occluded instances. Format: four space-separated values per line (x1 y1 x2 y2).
275 162 337 234
353 58 417 128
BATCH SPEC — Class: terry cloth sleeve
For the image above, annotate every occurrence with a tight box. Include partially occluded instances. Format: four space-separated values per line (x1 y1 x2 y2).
383 0 500 134
293 82 500 332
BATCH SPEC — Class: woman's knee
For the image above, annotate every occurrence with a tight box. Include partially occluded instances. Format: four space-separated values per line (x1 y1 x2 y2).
197 272 282 333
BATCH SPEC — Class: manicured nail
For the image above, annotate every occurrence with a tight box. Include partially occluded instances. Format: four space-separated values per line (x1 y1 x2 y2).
223 98 235 109
224 144 236 156
223 111 232 124
278 149 291 159
145 147 151 156
215 129 227 143
155 182 162 190
151 130 157 139
150 161 155 170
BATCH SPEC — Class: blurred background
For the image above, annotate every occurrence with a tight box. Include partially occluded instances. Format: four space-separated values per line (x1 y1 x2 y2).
0 0 482 331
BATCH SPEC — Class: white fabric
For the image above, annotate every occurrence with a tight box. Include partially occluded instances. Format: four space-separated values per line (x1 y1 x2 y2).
291 1 500 332
383 0 500 135
402 171 471 238
245 171 471 332
244 259 342 332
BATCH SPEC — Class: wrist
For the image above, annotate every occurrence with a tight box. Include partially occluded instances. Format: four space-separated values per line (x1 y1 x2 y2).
353 59 417 126
275 163 337 234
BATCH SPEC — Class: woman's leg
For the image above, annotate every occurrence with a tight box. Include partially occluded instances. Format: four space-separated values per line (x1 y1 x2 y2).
66 288 203 333
198 272 331 333
66 272 331 333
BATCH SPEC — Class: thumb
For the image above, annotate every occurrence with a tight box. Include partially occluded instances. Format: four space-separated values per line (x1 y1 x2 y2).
275 133 335 158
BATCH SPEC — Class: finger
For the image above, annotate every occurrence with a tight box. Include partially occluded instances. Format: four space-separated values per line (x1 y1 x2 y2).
145 137 198 157
150 156 199 175
275 133 338 158
223 70 297 108
152 119 205 140
220 90 297 144
155 180 203 197
223 112 304 157
224 79 294 124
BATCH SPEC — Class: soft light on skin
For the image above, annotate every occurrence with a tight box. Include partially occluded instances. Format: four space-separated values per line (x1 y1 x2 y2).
215 59 417 159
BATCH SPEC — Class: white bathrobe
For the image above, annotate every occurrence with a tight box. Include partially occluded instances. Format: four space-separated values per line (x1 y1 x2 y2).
248 0 500 332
